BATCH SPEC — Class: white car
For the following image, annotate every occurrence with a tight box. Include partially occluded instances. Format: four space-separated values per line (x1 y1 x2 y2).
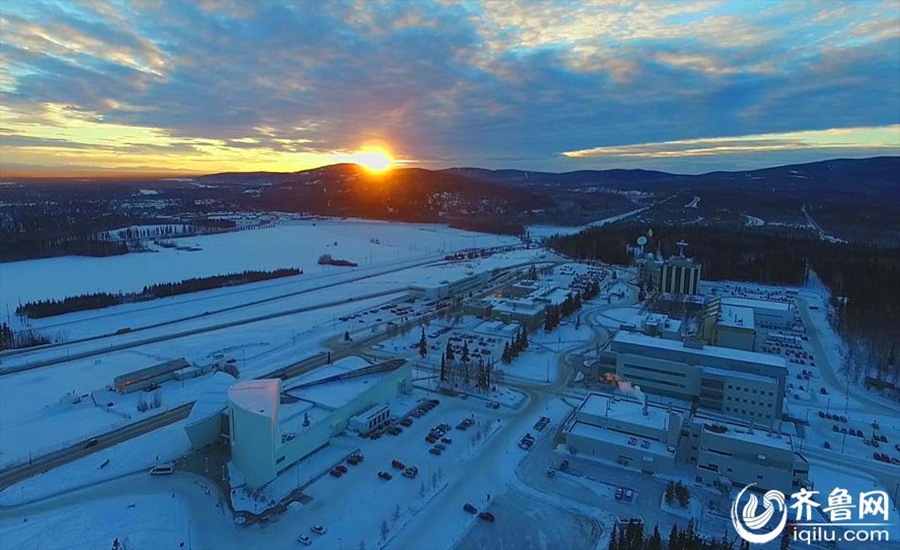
311 524 327 535
297 534 312 546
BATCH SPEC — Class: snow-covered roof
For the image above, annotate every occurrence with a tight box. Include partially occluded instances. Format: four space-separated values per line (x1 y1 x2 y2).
612 331 785 369
721 297 791 312
698 419 793 452
186 372 235 426
718 305 755 330
491 299 544 315
579 394 677 431
569 422 674 457
228 379 280 417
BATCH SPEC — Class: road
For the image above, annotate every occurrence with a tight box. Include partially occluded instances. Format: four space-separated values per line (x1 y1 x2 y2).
0 259 552 491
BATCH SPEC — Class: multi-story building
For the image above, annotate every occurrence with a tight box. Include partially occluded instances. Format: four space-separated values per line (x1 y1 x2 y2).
658 255 702 295
610 331 786 424
714 304 756 351
720 297 793 329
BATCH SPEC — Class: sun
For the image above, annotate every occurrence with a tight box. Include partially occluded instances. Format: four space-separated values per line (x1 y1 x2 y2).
346 147 394 173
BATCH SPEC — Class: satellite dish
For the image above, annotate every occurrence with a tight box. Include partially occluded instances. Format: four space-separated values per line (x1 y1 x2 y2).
637 236 648 246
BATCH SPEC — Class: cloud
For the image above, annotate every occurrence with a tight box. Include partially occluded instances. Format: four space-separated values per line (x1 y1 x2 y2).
0 0 898 174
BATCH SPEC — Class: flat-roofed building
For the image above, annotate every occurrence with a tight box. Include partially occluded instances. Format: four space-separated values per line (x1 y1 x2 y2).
565 394 683 475
686 414 809 494
714 305 756 351
721 297 793 328
490 299 545 330
610 331 786 424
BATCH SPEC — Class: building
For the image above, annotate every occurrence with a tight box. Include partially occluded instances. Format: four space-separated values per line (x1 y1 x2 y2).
217 361 412 489
610 331 786 423
565 394 683 475
643 314 682 340
408 271 489 301
720 297 793 329
114 358 194 393
348 403 391 434
462 299 493 318
658 256 702 295
564 393 808 494
714 304 756 351
490 299 546 330
685 414 809 494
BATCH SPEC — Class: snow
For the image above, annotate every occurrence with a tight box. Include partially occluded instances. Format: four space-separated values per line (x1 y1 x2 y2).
613 331 787 368
0 218 519 317
526 206 648 239
228 379 280 417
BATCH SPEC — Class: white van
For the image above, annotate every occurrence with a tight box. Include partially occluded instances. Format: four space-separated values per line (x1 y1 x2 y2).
150 464 174 476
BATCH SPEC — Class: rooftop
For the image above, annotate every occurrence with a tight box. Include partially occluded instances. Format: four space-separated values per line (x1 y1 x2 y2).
186 371 235 426
721 296 791 312
569 421 674 458
718 305 755 330
702 366 776 385
612 331 785 369
491 298 545 315
579 393 679 431
697 418 793 452
228 379 280 417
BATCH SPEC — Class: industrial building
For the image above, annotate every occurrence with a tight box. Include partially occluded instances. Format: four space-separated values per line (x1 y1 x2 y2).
610 331 786 423
564 393 808 494
113 358 202 393
565 394 682 475
713 304 756 351
490 298 546 329
658 255 702 295
720 297 793 329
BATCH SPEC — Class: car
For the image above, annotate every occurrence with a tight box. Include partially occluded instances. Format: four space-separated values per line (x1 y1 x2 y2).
403 466 418 478
820 387 828 395
873 440 880 448
818 411 825 418
426 435 438 444
823 441 831 449
387 426 402 435
478 512 496 522
378 471 393 481
893 457 900 466
311 525 327 535
624 489 634 502
329 469 343 477
429 447 442 455
615 487 624 501
400 418 413 427
863 438 872 446
456 423 468 431
297 534 312 546
463 503 478 514
559 459 569 471
441 437 453 444
336 465 348 473
411 410 424 418
895 443 900 452
435 443 447 451
84 438 99 449
546 467 556 477
391 459 406 470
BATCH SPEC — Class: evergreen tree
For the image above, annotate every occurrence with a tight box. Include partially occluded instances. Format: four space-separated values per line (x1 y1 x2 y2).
667 524 679 550
418 327 428 358
608 526 618 550
647 525 662 550
461 341 470 364
440 353 448 382
502 342 511 364
445 341 455 362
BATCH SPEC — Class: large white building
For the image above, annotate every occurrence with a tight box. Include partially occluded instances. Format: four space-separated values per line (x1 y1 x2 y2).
565 393 809 494
720 297 793 329
610 331 786 424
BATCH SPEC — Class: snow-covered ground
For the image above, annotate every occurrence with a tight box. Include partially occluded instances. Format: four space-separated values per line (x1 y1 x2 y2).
0 218 519 317
527 205 648 239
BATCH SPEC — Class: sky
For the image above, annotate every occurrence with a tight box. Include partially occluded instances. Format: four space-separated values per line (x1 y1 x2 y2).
0 0 899 176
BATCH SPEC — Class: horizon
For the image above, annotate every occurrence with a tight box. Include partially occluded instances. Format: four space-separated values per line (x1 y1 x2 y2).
1 1 899 176
2 154 899 182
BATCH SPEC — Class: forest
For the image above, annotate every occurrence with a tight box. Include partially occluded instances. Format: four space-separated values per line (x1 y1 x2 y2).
14 268 302 320
549 224 900 387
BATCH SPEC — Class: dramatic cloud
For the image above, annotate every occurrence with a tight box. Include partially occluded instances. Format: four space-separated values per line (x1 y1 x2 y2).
0 0 898 175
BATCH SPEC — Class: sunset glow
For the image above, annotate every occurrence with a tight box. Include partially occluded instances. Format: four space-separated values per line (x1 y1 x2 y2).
343 147 394 173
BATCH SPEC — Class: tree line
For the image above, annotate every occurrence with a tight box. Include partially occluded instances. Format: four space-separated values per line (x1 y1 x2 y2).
14 268 302 319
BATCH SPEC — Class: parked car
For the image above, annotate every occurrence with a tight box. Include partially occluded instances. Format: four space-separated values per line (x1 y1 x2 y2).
435 443 447 451
311 525 327 535
403 466 419 479
624 489 634 502
391 460 406 470
84 438 99 449
546 467 556 477
615 487 624 500
463 503 478 514
478 512 496 522
559 459 569 471
297 534 312 546
400 418 413 427
429 447 442 456
335 465 348 474
329 469 343 478
378 471 393 481
441 437 453 444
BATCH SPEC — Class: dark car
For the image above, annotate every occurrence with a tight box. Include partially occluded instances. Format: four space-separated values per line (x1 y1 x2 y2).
463 503 478 514
330 468 343 477
478 512 495 522
378 471 393 481
391 460 406 470
400 418 413 427
84 438 99 449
